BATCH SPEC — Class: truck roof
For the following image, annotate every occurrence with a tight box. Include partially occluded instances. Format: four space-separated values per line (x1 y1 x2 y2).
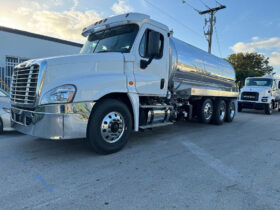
82 13 169 37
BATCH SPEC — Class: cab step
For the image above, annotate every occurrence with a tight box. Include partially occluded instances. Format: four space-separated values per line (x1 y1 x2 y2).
139 122 174 130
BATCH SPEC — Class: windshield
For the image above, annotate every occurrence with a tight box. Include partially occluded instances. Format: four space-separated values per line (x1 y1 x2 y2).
80 24 139 54
245 78 273 87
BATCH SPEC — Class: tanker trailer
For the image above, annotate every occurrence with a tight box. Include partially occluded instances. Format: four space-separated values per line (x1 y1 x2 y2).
11 13 238 154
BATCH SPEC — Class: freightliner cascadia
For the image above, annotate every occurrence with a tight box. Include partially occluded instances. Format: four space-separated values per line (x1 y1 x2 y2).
11 13 238 154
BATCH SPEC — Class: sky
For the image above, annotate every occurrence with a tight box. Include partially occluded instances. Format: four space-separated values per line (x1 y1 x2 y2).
0 0 279 73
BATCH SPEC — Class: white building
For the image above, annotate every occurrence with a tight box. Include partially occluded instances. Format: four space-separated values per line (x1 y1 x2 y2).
0 26 83 92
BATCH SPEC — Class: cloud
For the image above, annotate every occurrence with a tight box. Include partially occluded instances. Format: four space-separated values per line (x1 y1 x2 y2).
112 0 133 15
230 37 280 67
270 52 280 66
252 36 259 41
27 10 101 42
0 1 101 43
230 37 280 53
71 0 79 11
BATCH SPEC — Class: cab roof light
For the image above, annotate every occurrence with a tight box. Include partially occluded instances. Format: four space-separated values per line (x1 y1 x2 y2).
126 13 130 18
94 21 98 25
99 20 103 24
104 18 108 23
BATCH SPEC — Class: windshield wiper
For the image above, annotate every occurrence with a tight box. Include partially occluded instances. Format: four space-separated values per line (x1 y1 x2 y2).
96 50 114 53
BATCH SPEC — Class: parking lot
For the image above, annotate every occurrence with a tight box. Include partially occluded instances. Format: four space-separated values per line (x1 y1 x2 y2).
1 110 280 209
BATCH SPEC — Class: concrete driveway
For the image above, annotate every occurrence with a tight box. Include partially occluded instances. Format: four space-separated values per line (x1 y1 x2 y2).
1 110 280 209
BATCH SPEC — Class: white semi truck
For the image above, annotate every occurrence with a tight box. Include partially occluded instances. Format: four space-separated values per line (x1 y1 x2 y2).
238 75 280 114
11 13 238 154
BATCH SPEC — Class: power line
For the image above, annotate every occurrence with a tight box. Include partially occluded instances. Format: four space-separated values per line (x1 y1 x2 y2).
199 0 211 9
182 0 200 12
144 0 204 39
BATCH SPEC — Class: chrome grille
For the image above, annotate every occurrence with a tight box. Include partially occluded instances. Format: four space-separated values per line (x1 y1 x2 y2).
241 92 259 101
11 64 39 106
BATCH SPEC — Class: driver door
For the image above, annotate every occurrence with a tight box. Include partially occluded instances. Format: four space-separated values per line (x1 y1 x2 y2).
133 24 168 96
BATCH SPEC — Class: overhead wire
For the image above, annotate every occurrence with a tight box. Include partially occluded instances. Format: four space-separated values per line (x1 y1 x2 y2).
182 0 201 13
143 0 204 39
199 0 211 9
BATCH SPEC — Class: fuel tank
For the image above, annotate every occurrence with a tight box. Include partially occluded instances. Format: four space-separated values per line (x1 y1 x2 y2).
169 37 236 97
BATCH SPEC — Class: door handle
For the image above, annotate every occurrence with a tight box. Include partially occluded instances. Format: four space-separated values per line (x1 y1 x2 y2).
160 79 165 89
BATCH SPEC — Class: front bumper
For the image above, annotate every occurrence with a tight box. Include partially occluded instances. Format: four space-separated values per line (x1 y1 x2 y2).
238 101 266 110
11 102 95 139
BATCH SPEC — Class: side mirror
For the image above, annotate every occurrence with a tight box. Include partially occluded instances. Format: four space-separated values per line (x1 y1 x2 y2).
140 31 161 69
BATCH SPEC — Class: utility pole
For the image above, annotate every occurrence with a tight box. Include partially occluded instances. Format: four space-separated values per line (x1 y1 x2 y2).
199 5 226 54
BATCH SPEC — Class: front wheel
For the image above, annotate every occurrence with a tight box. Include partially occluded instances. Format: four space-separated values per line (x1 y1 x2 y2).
87 99 132 154
265 102 273 115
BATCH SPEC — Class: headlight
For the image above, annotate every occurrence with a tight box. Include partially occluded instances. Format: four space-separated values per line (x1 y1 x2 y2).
41 85 76 105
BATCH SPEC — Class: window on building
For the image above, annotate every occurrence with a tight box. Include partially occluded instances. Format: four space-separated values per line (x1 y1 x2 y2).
5 56 29 88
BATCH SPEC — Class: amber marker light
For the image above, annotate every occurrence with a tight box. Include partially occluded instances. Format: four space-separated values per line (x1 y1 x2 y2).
129 81 134 86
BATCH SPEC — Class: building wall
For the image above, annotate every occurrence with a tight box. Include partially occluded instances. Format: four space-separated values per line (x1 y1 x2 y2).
0 31 83 66
0 30 83 92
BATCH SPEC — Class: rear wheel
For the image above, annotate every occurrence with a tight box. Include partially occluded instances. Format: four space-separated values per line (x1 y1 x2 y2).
265 102 273 115
197 98 213 124
212 99 226 125
225 100 236 123
87 99 132 154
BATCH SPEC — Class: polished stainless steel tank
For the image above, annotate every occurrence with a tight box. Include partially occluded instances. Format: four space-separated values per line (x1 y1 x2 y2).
169 37 236 96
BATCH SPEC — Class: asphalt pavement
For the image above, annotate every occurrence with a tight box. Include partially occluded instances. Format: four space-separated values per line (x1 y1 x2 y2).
1 109 280 210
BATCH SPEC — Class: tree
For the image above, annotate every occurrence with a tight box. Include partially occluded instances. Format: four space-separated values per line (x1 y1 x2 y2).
226 52 274 88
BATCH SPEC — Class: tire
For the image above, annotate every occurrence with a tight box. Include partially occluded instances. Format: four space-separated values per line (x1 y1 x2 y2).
197 98 213 124
0 117 3 134
265 102 273 115
238 103 242 112
212 99 226 125
87 99 132 154
225 100 236 123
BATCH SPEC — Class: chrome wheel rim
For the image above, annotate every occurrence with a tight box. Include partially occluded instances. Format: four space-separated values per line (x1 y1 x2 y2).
101 112 125 143
204 102 213 120
219 103 226 121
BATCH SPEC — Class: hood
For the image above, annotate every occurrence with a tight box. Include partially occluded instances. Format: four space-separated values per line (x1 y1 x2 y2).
35 53 126 102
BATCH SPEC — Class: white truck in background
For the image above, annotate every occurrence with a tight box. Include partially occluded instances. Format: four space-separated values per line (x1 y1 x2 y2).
11 13 238 154
238 75 280 114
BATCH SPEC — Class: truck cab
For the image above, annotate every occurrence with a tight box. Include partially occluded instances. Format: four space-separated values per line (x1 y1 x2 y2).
238 75 280 114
